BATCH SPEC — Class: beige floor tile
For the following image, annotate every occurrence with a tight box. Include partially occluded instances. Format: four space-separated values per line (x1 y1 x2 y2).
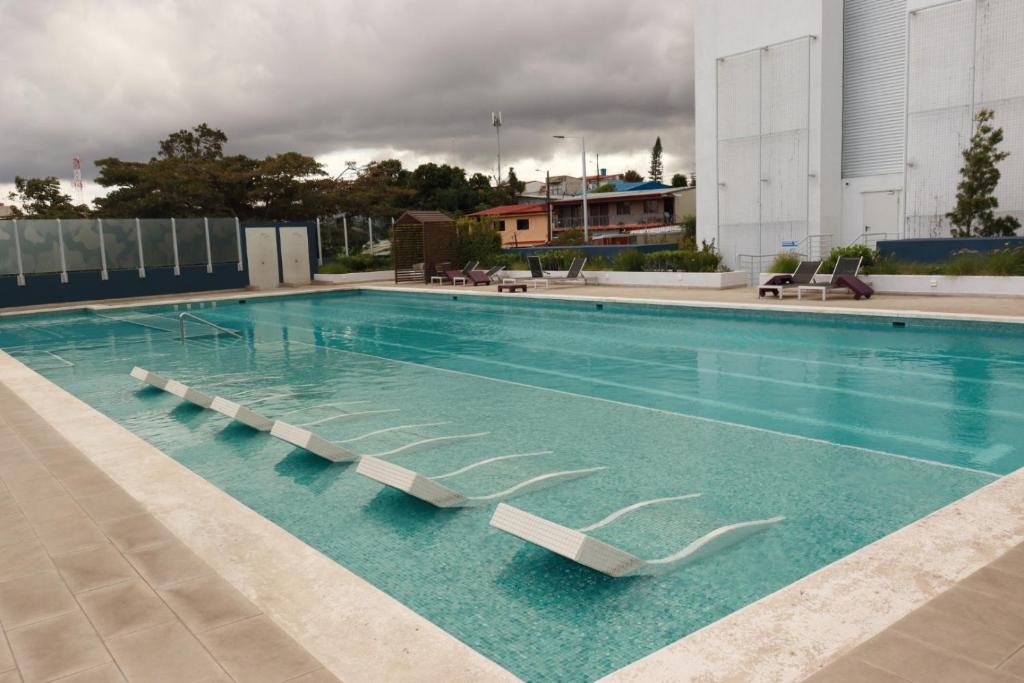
49 662 126 682
33 515 107 557
0 541 54 583
989 545 1024 579
960 566 1024 603
928 586 1024 641
856 631 1020 683
890 603 1023 668
75 489 144 524
52 545 136 594
158 574 260 633
19 492 84 526
0 518 36 552
106 621 226 683
77 579 176 639
4 476 65 505
124 541 213 588
0 630 13 672
6 611 111 683
100 514 174 553
30 445 86 467
802 657 909 682
0 460 49 484
0 571 78 629
999 646 1024 678
59 472 119 501
0 498 24 525
44 457 103 483
284 668 342 683
198 615 321 683
0 670 20 683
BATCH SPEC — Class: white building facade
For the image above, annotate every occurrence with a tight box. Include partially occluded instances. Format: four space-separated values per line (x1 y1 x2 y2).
695 0 1024 270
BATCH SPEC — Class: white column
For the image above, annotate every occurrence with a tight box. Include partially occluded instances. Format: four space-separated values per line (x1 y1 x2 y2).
203 217 213 274
368 217 374 253
315 217 323 266
170 217 181 275
97 218 109 280
343 215 349 256
581 138 589 242
235 217 243 271
12 218 25 286
135 218 146 278
56 218 69 283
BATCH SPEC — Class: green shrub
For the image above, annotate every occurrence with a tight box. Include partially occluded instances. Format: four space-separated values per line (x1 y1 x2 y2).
643 241 723 273
768 252 801 273
538 249 587 270
320 253 390 274
456 217 502 266
552 229 584 246
865 245 1024 276
821 244 876 272
612 249 646 272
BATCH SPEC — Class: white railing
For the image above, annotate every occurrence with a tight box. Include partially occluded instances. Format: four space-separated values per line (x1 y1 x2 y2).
846 232 898 249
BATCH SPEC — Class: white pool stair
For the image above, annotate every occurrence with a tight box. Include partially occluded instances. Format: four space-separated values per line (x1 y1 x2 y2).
270 421 357 462
356 455 605 508
130 367 215 409
209 396 275 431
489 499 785 577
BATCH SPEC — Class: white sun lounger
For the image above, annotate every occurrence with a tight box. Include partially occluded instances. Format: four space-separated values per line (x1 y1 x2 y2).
356 456 606 508
489 500 784 577
130 367 214 408
209 396 274 432
269 421 357 462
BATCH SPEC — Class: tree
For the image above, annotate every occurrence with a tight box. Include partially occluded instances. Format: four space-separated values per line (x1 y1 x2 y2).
623 170 643 182
947 108 1021 237
505 167 525 194
158 123 227 160
671 173 689 188
7 176 82 218
648 137 664 183
592 183 616 193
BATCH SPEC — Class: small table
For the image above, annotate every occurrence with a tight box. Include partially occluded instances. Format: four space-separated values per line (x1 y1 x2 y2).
797 285 829 301
498 283 528 293
430 276 446 285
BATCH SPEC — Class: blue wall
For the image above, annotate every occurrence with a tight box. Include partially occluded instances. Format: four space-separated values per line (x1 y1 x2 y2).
876 237 1024 263
0 221 317 309
508 243 673 260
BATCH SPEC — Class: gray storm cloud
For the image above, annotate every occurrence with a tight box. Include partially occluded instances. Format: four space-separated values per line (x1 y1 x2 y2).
1 0 694 182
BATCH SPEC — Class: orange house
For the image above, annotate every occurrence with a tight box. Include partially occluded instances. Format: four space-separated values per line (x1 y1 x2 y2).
465 204 550 248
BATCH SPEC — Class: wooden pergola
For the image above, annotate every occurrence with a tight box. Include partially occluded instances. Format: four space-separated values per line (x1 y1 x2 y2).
392 211 457 283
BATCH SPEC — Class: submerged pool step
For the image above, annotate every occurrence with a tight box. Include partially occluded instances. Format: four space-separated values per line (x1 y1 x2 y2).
209 396 275 432
489 501 785 578
269 421 357 462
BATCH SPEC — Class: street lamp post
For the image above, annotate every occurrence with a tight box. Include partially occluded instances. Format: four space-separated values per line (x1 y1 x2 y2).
553 135 588 242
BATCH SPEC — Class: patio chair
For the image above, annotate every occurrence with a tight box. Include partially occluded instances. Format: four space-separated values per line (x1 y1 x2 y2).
444 268 469 285
462 261 479 276
466 265 504 286
489 499 784 578
551 257 588 286
758 260 821 299
523 255 549 288
797 257 873 300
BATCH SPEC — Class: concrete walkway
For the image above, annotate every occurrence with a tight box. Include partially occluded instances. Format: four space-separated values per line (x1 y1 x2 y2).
0 382 340 683
805 542 1024 682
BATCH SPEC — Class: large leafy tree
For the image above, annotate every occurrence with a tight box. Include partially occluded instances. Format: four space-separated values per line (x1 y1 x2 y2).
7 176 83 218
947 108 1021 237
671 173 689 188
623 169 643 182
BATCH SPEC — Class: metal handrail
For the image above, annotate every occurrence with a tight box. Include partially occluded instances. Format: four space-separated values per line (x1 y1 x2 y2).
846 232 898 248
178 312 241 341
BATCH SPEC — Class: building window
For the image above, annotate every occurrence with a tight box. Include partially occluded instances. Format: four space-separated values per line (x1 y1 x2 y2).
643 199 659 214
516 219 530 231
496 220 506 231
617 202 631 216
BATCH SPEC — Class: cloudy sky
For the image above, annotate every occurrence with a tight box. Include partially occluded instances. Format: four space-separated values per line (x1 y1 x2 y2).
2 0 694 206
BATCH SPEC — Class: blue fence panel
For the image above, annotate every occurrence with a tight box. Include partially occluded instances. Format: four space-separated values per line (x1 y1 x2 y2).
508 243 672 260
877 237 1024 263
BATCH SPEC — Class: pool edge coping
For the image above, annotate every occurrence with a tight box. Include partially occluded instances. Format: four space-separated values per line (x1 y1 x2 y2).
0 350 520 683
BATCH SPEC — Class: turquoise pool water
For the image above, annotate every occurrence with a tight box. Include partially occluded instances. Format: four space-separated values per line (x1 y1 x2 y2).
1 290 1019 681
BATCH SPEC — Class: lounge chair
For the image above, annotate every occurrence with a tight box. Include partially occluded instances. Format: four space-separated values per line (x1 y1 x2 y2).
462 261 479 276
444 269 469 285
758 260 821 299
356 455 605 508
489 499 784 577
466 265 504 286
553 257 588 286
429 262 454 285
797 257 873 300
523 255 549 288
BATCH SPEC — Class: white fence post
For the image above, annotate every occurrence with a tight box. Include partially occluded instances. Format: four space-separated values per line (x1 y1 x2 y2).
12 218 25 286
97 218 109 280
56 218 69 284
235 217 243 271
136 218 146 278
315 217 323 266
170 217 181 275
203 217 213 274
342 215 349 256
368 217 374 254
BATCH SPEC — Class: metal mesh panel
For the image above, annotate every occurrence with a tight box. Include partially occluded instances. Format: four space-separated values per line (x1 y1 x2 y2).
175 218 208 266
761 131 810 248
906 0 974 237
18 220 63 274
207 218 239 263
761 40 809 135
102 219 139 270
0 222 18 275
717 51 760 140
60 219 103 272
139 218 175 267
718 138 760 265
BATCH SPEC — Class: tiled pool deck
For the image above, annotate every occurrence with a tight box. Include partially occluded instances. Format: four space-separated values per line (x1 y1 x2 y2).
3 282 1024 682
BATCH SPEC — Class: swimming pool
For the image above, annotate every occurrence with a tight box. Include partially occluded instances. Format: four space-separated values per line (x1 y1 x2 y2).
0 289 1019 681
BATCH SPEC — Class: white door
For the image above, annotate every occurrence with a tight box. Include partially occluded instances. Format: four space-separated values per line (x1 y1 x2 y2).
245 227 280 290
279 227 311 285
861 191 901 238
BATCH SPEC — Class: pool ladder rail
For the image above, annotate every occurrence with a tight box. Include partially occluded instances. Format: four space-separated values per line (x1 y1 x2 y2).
178 312 242 342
